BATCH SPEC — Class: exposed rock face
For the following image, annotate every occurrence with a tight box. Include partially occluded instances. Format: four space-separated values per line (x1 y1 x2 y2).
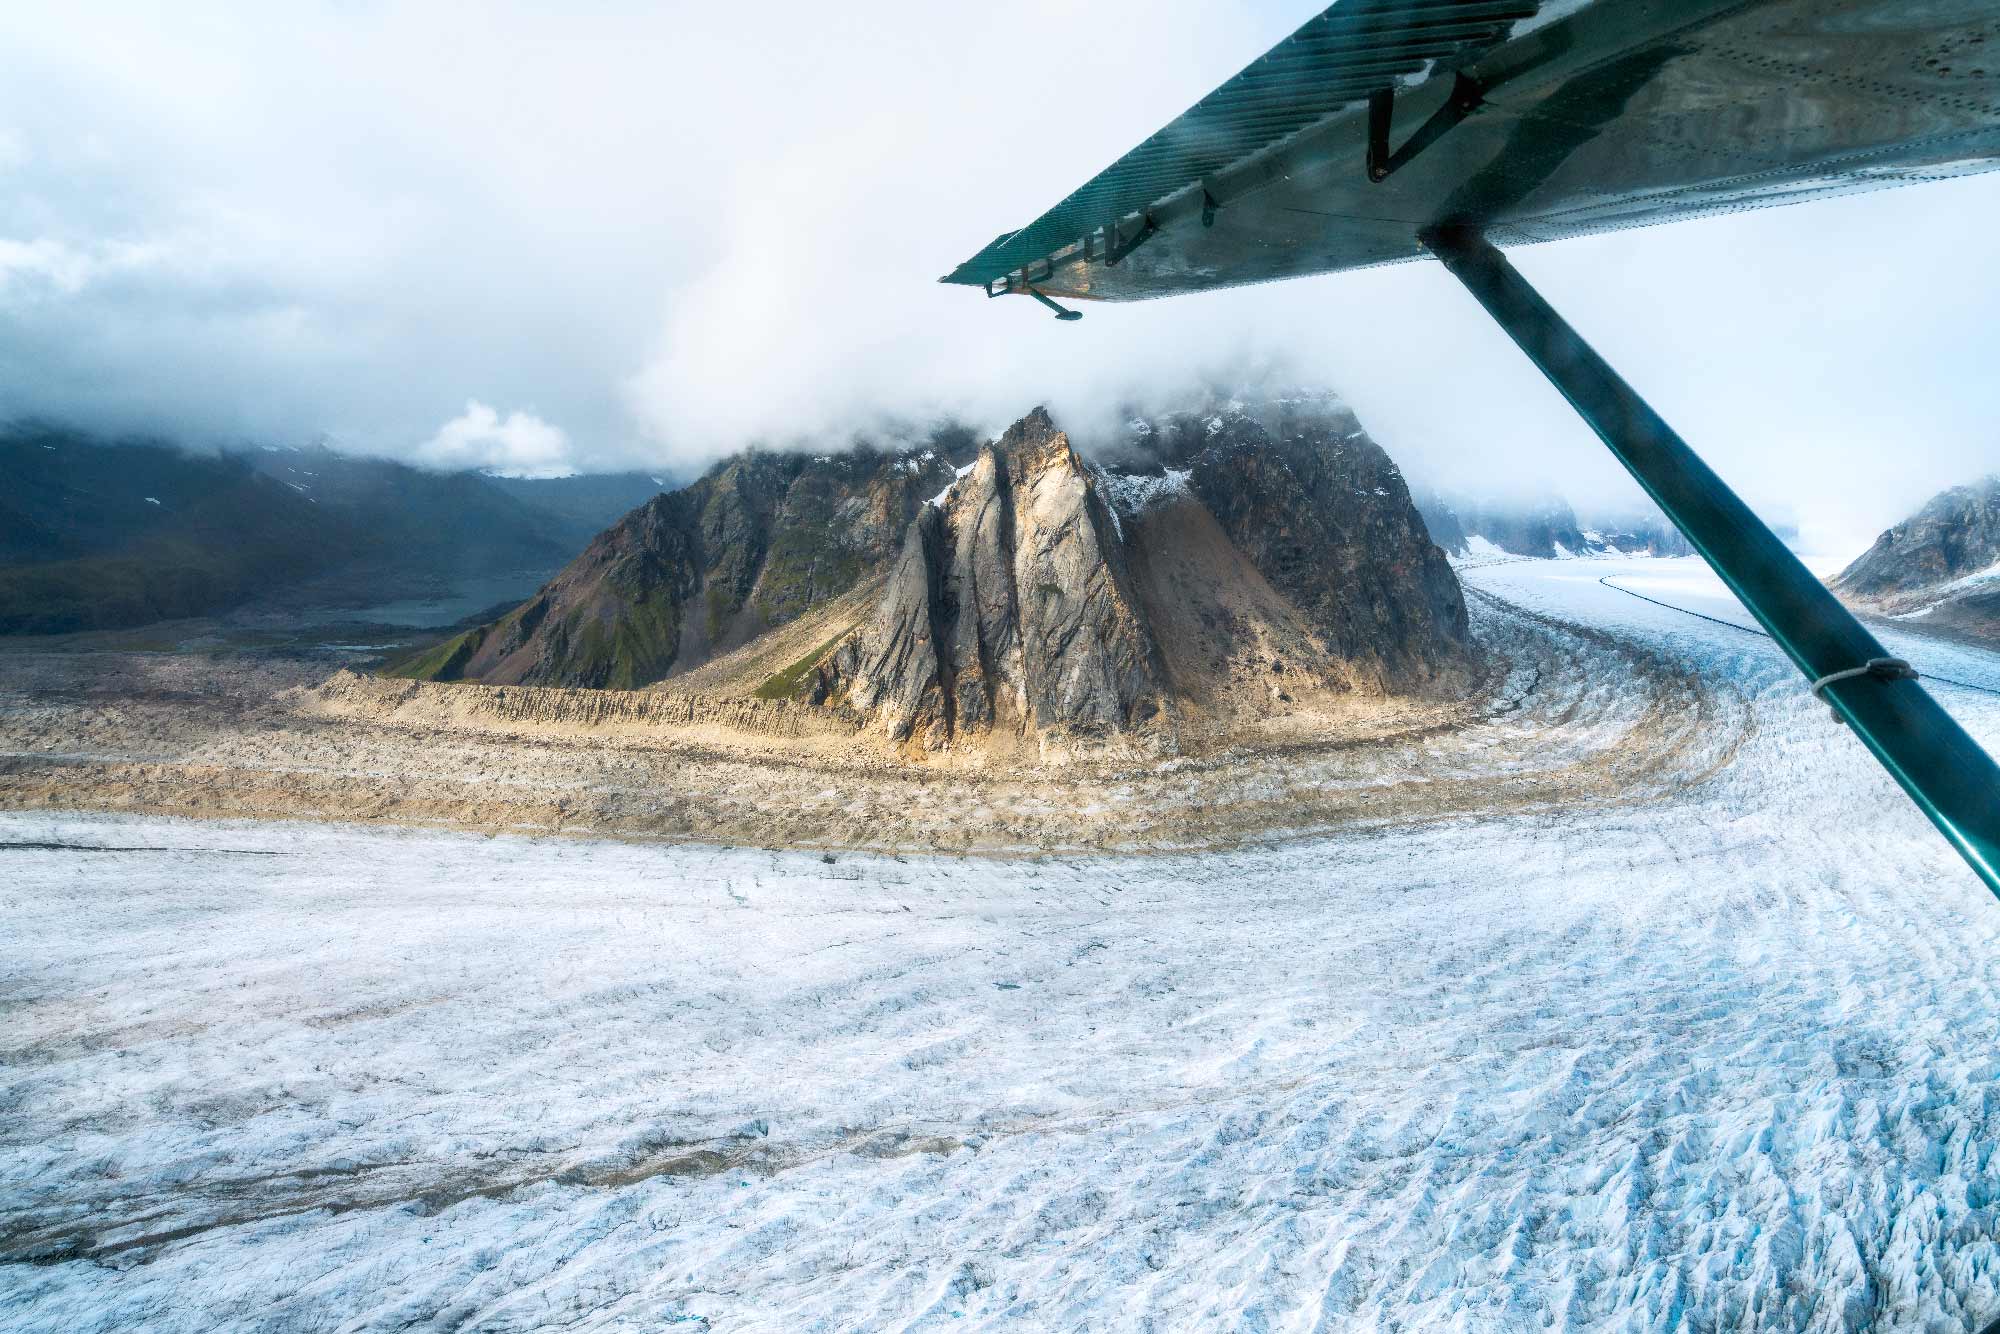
1833 475 2000 644
817 409 1166 747
395 444 959 688
815 398 1474 747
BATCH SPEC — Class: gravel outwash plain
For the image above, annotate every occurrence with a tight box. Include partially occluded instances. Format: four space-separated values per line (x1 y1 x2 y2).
0 566 1731 857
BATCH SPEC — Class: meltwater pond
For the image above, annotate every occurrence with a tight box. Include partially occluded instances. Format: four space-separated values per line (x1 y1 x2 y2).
4 560 2000 1332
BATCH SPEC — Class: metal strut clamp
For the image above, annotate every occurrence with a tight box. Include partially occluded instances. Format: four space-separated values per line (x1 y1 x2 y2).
1809 657 1919 723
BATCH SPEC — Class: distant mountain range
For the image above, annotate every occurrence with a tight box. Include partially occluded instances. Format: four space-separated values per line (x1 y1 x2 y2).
1415 489 1693 561
0 425 665 635
1833 474 2000 646
395 394 1477 751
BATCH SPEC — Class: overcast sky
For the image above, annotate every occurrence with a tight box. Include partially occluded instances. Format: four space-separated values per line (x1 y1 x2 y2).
3 1 1996 555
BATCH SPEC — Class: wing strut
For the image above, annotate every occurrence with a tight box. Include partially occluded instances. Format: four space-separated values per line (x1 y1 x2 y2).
1423 225 2000 897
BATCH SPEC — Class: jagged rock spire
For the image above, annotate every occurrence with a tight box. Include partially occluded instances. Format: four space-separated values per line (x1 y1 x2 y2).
819 408 1167 748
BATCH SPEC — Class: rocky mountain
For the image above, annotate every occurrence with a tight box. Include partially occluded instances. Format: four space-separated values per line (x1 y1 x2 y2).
1833 475 2000 645
1137 394 1471 691
394 438 966 689
0 425 665 635
819 398 1473 748
810 409 1168 747
480 470 680 540
1460 494 1588 560
404 394 1476 752
1417 489 1691 560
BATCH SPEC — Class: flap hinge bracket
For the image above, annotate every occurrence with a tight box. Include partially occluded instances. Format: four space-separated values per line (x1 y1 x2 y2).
1104 212 1159 267
1368 72 1484 183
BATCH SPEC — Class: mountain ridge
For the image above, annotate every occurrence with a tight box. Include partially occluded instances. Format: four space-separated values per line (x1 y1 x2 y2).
0 425 665 635
393 442 966 689
1416 489 1693 561
399 394 1477 755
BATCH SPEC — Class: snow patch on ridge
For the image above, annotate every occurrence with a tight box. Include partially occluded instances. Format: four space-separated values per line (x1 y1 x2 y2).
1890 558 2000 619
1940 557 2000 596
1091 466 1193 535
926 461 977 510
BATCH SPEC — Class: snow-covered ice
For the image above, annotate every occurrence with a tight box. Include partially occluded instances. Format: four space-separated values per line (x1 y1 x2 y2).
1452 534 1516 567
4 560 2000 1332
1894 559 2000 620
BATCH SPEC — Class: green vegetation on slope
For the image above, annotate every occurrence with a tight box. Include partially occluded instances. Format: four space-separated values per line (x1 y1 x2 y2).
382 625 488 681
752 630 853 701
560 585 685 690
0 473 356 635
755 529 863 628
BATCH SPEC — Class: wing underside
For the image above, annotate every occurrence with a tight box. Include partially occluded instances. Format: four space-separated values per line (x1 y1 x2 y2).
945 0 2000 302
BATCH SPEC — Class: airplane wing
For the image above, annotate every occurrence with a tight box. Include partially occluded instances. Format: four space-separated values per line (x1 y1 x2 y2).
943 0 2000 302
941 0 2000 894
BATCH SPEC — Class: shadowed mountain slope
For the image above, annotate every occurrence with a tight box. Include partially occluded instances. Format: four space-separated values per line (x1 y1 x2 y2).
1834 475 2000 645
393 443 963 689
0 426 666 635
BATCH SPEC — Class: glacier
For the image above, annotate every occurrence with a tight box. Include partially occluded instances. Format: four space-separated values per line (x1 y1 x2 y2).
3 559 2000 1331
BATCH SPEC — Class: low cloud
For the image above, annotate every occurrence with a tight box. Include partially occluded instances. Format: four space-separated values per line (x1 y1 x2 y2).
415 401 574 479
0 2 1997 556
0 238 100 295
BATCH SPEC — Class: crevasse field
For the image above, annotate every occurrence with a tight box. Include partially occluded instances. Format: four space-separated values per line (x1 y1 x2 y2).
5 559 2000 1333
